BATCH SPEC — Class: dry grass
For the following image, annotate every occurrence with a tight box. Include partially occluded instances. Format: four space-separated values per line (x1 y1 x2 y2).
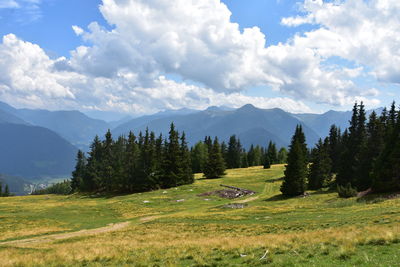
0 165 399 266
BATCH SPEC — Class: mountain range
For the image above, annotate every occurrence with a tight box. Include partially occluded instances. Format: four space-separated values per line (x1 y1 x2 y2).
0 100 380 193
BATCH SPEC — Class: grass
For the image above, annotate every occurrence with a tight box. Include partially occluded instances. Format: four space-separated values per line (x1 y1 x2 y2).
0 165 399 266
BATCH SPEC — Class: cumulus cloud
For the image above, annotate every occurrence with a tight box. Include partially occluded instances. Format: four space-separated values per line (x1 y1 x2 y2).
0 34 75 109
2 0 396 115
0 0 19 8
282 0 400 85
64 0 380 107
0 34 311 114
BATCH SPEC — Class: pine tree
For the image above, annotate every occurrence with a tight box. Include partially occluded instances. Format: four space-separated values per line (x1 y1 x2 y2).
180 132 194 185
328 125 341 173
263 155 271 169
357 111 385 190
71 150 86 192
277 147 288 163
0 183 2 197
162 123 182 188
373 102 400 192
101 129 114 192
267 141 278 164
247 145 255 166
204 137 226 179
281 125 308 196
4 184 10 197
241 150 249 168
308 138 332 190
337 102 366 191
191 142 208 173
84 135 103 191
126 131 139 192
227 135 241 169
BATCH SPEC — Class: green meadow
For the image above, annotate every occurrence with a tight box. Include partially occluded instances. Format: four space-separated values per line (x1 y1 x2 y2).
0 165 399 266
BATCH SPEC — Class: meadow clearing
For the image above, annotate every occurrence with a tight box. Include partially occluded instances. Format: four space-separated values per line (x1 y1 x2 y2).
0 165 399 266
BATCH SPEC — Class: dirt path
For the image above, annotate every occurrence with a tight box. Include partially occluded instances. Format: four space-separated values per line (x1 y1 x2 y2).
0 222 130 246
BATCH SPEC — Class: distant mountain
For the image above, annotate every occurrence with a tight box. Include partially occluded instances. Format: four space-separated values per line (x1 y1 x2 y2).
293 107 384 138
0 109 28 125
114 104 320 148
0 174 32 196
0 123 77 178
0 106 110 150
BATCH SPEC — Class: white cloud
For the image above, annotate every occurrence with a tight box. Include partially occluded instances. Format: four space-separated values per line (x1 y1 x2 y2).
3 0 396 114
0 34 312 114
65 0 379 107
0 34 75 109
283 0 400 85
0 0 20 8
72 25 84 36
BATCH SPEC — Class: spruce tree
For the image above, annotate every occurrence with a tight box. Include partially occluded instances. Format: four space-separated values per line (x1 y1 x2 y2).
328 125 341 173
71 150 86 192
373 102 400 192
180 132 194 185
263 156 271 169
281 125 308 196
4 184 10 197
241 150 249 168
337 102 366 191
126 131 139 192
204 137 226 179
308 138 332 190
267 141 278 164
84 135 103 191
357 111 385 190
227 135 241 169
277 147 288 163
191 142 208 173
0 183 2 197
162 123 182 188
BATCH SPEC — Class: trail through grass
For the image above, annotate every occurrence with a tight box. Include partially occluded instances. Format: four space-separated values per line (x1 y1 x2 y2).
0 165 399 266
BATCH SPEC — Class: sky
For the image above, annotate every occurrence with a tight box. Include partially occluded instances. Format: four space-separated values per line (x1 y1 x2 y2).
0 0 399 116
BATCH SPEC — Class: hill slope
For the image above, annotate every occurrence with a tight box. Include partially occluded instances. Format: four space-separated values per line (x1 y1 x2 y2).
0 166 399 266
15 109 110 150
0 123 77 178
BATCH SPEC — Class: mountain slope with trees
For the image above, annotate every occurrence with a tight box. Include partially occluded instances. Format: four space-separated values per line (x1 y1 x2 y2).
0 123 77 178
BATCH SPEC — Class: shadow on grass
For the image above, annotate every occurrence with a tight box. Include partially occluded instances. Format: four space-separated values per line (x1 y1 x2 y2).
265 177 284 183
75 192 137 199
263 194 291 202
309 188 336 195
357 191 400 204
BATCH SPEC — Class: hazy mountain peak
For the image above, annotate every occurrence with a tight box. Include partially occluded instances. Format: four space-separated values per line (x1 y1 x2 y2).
237 104 257 111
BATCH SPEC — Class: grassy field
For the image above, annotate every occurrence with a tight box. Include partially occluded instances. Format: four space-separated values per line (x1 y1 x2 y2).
0 165 399 266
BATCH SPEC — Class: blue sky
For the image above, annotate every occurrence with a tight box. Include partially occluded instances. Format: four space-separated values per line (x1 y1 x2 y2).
0 0 399 115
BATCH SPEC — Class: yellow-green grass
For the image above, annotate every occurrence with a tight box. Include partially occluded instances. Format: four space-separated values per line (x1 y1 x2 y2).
0 165 399 266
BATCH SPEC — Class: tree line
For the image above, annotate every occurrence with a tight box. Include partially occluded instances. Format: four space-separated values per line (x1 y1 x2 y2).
71 124 287 194
0 183 10 197
281 102 400 197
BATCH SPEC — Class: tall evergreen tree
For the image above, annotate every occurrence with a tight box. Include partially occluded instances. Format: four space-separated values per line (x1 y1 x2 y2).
267 141 278 164
162 123 182 188
308 138 332 190
373 102 400 192
180 132 194 185
4 184 10 197
277 147 288 164
263 155 271 169
227 135 242 169
337 102 366 191
204 137 226 179
281 125 308 196
328 125 341 173
71 150 86 192
191 142 208 173
357 111 385 190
